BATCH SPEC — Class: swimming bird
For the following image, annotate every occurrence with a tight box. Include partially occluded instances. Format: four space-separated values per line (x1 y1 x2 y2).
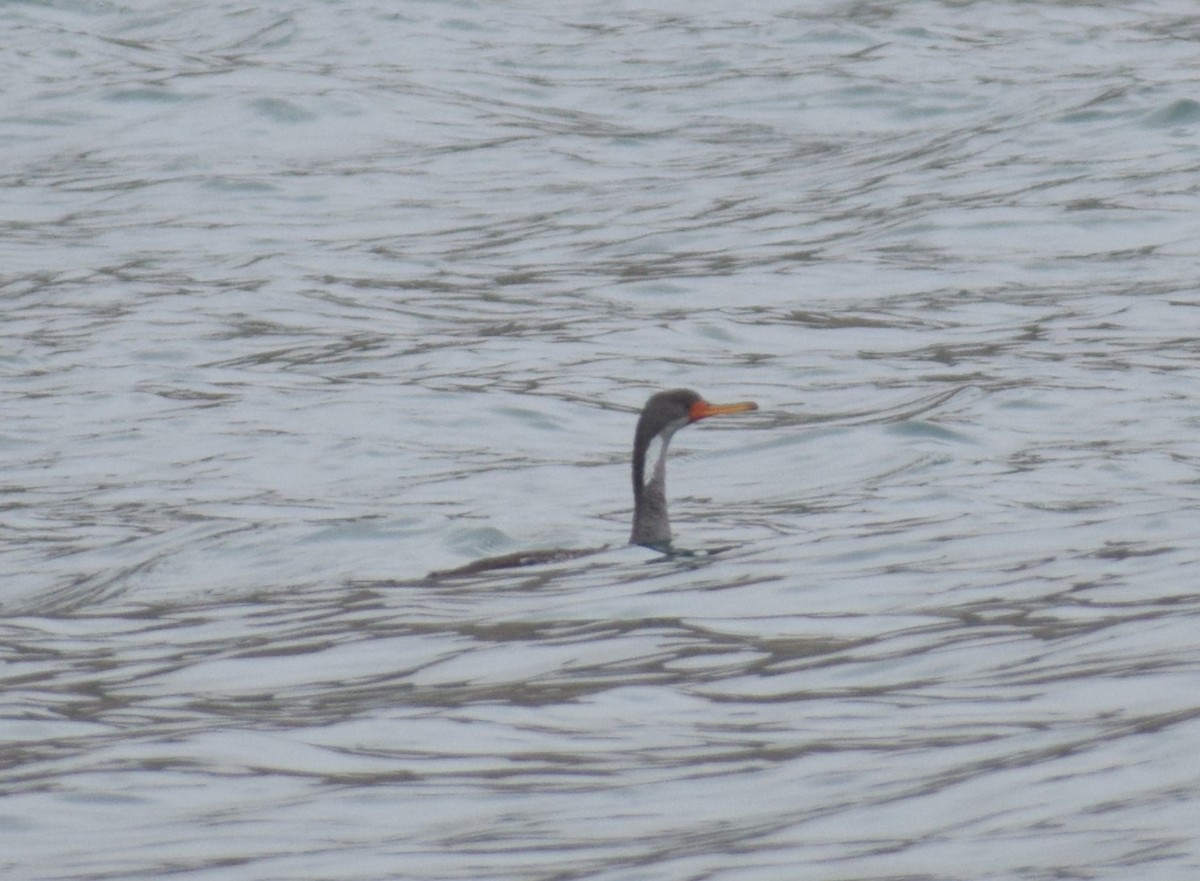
428 388 757 577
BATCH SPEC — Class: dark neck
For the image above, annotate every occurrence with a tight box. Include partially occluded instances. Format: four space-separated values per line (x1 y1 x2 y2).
631 431 674 547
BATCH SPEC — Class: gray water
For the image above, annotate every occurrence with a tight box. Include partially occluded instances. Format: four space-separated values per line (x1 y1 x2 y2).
4 1 1200 879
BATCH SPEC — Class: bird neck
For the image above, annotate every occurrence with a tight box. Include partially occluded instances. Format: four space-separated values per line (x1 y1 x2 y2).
631 431 675 548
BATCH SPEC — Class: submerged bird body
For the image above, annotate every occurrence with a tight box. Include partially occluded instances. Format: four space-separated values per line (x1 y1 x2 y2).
630 388 758 549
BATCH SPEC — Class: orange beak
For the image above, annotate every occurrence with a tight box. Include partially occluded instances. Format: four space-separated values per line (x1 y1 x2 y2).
688 399 759 423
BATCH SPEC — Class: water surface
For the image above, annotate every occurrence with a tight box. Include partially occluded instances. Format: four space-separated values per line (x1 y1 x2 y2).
3 2 1200 879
